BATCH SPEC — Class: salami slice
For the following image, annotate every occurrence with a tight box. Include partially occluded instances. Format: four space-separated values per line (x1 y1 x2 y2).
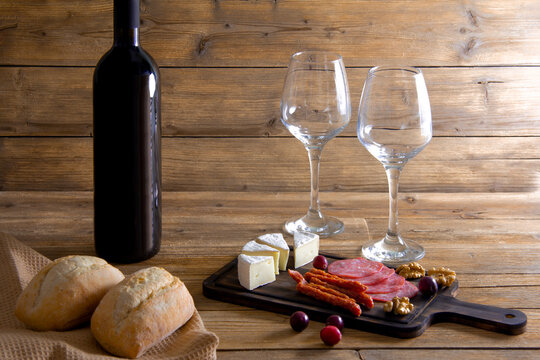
328 258 383 279
399 279 419 298
351 266 395 286
370 280 419 302
365 273 405 294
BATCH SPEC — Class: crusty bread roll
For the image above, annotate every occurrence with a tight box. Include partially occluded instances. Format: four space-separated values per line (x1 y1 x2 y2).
15 255 125 331
90 266 195 359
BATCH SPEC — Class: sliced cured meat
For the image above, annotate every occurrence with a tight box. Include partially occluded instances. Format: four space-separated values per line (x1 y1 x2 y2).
370 280 419 302
370 292 394 303
351 266 395 286
398 279 419 298
328 258 383 279
365 273 405 294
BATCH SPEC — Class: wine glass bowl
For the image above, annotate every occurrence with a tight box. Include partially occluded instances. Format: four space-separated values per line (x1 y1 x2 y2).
357 66 432 265
281 51 351 237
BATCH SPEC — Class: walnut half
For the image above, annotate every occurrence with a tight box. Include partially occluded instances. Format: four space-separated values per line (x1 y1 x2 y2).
384 296 414 315
427 267 456 287
396 262 425 279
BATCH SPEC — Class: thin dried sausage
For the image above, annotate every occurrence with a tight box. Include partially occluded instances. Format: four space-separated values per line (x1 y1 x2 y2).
296 282 362 317
305 268 368 293
309 277 374 309
288 269 362 316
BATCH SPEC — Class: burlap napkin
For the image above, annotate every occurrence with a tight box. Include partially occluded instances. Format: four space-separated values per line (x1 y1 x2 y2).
0 233 219 360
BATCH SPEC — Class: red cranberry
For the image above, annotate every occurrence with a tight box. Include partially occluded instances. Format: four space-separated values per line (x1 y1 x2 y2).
320 325 342 345
289 311 309 332
326 314 344 331
313 255 328 270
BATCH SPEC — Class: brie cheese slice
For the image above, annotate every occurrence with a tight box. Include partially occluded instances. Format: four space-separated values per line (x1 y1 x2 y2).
293 231 319 268
255 233 289 271
242 240 280 274
237 254 276 290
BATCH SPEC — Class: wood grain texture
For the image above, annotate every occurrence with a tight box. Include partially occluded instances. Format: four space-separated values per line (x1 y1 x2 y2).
1 137 539 192
192 278 540 310
1 191 539 275
198 282 540 311
2 66 540 137
2 0 539 357
1 1 540 66
218 350 361 360
0 67 93 136
201 309 540 349
202 258 528 338
1 191 538 354
3 191 539 221
358 350 540 360
218 349 540 360
219 350 540 360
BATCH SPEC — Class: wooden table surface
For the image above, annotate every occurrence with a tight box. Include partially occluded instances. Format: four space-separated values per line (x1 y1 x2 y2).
2 0 540 358
1 190 538 359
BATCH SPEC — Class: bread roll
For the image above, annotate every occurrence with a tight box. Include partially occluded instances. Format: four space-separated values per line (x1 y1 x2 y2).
15 255 125 331
91 267 195 359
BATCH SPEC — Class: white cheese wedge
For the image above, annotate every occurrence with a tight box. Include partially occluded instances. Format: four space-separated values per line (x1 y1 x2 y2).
293 231 320 268
237 254 276 290
256 233 289 271
242 240 280 274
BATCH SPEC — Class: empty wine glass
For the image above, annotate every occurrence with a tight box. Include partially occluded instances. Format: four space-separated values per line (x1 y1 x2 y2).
281 51 351 237
357 66 432 265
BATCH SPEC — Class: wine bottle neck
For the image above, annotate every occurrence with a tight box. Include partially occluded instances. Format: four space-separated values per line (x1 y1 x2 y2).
113 0 140 46
114 28 139 46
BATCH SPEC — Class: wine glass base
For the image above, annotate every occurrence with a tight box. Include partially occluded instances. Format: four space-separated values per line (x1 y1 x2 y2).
283 215 344 238
362 237 425 267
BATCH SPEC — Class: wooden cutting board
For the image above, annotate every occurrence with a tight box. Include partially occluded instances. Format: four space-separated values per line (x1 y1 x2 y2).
203 253 527 338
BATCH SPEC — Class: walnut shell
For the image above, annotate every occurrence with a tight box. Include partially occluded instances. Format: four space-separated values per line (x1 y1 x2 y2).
396 262 425 279
427 267 456 287
384 296 414 315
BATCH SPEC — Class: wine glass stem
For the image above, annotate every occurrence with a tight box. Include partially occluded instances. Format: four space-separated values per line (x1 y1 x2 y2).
306 146 324 220
385 166 405 246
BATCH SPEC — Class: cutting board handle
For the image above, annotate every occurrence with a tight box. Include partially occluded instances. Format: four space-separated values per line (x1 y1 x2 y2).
427 294 527 335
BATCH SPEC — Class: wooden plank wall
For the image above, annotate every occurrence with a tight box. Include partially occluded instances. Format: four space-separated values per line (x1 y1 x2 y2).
1 0 539 194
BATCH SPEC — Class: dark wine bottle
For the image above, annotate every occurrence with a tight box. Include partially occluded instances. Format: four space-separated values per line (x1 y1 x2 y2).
93 0 161 263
